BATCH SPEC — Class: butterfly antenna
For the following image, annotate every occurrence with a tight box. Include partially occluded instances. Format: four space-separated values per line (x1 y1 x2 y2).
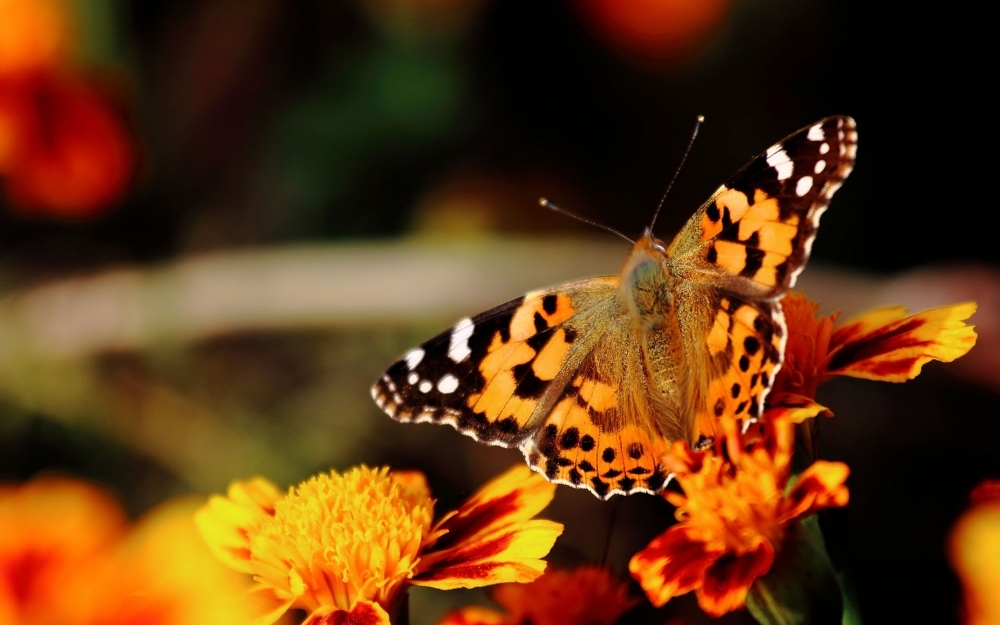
600 497 622 568
539 198 635 245
649 114 705 232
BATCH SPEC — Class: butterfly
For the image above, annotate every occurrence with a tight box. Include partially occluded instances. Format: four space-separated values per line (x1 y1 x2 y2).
372 116 857 499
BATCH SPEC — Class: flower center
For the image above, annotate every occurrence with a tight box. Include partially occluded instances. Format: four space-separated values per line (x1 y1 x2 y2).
249 467 433 612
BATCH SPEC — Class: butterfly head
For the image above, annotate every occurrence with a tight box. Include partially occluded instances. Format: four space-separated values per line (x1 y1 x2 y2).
620 229 674 322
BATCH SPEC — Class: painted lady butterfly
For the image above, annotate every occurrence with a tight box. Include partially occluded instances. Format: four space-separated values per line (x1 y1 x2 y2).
372 116 857 499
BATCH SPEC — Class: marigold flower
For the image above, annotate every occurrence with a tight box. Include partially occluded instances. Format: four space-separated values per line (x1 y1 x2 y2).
949 479 1000 625
0 0 134 217
628 413 849 617
0 476 253 625
770 292 978 423
196 465 563 625
437 565 638 625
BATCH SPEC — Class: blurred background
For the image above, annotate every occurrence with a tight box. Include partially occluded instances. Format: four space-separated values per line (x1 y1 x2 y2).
1 1 997 623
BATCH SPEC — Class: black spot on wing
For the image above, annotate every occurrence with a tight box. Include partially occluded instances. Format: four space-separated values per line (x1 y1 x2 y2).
741 247 765 278
533 311 548 332
542 294 558 315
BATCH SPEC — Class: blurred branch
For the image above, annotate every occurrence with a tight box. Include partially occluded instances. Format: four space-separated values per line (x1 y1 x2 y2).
1 238 994 487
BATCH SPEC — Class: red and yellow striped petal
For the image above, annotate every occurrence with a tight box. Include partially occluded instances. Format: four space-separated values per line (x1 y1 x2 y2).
697 541 775 618
413 465 562 589
780 461 850 524
827 302 977 382
764 392 832 423
629 524 722 608
413 518 562 589
302 601 391 625
195 477 281 573
436 607 508 625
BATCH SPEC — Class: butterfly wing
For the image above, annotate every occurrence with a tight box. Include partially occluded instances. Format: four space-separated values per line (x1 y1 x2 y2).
518 324 673 498
667 116 857 437
372 277 622 448
673 286 787 440
372 277 674 498
668 115 857 297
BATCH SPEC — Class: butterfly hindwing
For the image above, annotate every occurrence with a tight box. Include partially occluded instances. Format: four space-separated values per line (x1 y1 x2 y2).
519 328 672 498
372 278 620 448
681 288 787 441
669 115 857 297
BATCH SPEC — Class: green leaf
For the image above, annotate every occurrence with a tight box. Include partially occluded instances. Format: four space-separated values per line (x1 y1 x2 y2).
746 520 844 625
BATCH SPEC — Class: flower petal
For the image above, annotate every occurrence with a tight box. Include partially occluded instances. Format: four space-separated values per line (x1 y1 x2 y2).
827 302 977 381
412 519 563 589
780 461 850 524
629 525 720 608
491 565 639 625
764 392 832 423
950 484 1000 625
195 478 281 573
247 584 296 625
696 541 775 617
426 465 557 551
302 601 391 625
436 607 508 625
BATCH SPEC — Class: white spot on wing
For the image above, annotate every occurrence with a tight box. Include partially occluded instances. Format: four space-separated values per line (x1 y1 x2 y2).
404 348 425 370
448 318 475 362
814 160 826 174
418 380 432 393
807 124 825 141
437 374 459 394
795 176 813 196
766 145 794 181
819 142 830 155
407 372 419 385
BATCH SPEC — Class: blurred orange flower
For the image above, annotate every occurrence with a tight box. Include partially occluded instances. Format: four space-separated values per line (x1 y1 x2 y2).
949 480 1000 625
628 413 849 617
196 465 564 625
437 565 638 625
0 0 134 217
769 292 978 423
576 0 729 62
0 476 253 625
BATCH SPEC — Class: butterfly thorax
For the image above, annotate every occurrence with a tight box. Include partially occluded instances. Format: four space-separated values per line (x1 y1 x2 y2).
619 231 694 443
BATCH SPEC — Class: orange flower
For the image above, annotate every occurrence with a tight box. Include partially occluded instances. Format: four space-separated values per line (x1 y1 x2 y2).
576 0 730 62
0 0 134 217
949 480 1000 625
0 476 253 625
196 465 563 625
770 292 978 423
437 566 638 625
628 414 849 617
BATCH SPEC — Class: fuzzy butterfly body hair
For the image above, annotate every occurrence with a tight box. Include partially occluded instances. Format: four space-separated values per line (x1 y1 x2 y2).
373 116 857 499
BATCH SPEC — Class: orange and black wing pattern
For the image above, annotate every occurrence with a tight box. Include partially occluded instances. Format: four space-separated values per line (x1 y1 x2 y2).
669 115 857 297
372 279 620 449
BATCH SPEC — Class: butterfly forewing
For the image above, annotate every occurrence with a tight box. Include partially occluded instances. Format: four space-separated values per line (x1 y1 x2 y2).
669 116 857 297
372 278 620 448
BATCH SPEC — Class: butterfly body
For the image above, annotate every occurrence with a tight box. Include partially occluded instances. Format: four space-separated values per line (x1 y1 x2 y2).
373 116 857 499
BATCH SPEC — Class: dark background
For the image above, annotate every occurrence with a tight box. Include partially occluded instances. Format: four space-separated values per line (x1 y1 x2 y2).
1 2 996 623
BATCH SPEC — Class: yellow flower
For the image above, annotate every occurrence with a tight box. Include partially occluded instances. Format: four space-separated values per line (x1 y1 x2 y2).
769 292 977 423
629 413 849 617
196 465 563 625
949 480 1000 625
437 566 638 625
0 476 252 625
